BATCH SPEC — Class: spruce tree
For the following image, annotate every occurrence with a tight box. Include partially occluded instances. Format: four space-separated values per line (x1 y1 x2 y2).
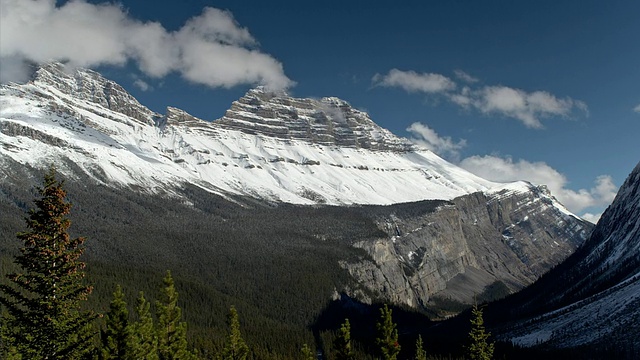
156 271 193 360
414 335 426 360
376 304 400 360
101 285 132 359
466 304 494 360
333 318 355 360
129 291 159 360
0 167 95 359
221 306 250 360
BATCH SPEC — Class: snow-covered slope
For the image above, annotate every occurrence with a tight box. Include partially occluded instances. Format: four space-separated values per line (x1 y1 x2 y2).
502 161 640 351
0 62 508 205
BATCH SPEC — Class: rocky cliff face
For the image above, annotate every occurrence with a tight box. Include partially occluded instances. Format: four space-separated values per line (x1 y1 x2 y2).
32 62 159 125
218 87 414 151
342 182 591 308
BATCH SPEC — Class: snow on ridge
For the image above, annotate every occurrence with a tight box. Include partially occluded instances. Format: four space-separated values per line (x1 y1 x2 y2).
0 63 581 214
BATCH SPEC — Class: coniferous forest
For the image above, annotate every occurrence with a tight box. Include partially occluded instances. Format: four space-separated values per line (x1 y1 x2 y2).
0 167 633 359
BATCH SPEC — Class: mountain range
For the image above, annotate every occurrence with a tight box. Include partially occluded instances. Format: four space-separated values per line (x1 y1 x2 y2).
3 62 633 356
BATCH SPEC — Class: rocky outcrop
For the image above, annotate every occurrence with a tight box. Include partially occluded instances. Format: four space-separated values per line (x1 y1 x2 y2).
33 62 158 125
341 185 592 308
217 87 415 151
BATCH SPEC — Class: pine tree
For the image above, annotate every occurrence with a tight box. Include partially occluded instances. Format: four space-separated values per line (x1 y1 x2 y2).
376 304 400 360
466 304 494 360
101 285 132 359
301 343 315 360
414 335 426 360
156 271 193 360
221 306 250 360
333 318 355 360
129 291 159 360
0 167 96 359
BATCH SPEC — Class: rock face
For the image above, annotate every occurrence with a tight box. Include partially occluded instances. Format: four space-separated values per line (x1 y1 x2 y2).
32 62 158 125
0 62 593 313
497 162 640 352
218 87 414 151
342 182 591 308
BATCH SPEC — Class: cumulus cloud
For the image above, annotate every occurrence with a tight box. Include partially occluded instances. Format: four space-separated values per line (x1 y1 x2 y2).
634 104 640 113
0 0 293 89
407 122 466 161
472 86 586 128
373 68 587 128
459 155 617 217
372 69 456 94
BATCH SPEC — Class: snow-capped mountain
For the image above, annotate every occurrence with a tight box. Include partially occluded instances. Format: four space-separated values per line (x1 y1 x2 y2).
2 62 521 205
500 161 640 352
0 62 593 309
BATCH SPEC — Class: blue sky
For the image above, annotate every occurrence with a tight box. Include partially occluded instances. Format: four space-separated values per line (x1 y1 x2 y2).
1 0 638 221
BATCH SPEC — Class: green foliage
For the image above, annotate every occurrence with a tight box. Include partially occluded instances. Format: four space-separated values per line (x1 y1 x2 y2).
221 306 250 360
333 318 355 360
301 343 315 360
376 304 400 360
129 291 159 360
101 284 133 359
0 167 95 359
415 335 426 360
466 305 494 360
156 271 194 360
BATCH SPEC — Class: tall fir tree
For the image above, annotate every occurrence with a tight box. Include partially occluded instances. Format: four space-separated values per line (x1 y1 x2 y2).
221 306 250 360
376 304 400 360
466 304 494 360
414 335 426 360
129 291 159 360
0 167 96 359
333 318 355 360
156 271 193 360
101 284 132 359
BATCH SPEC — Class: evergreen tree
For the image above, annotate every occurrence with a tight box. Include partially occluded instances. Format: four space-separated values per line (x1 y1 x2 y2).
414 335 426 360
376 304 400 360
333 318 355 360
301 343 315 360
0 167 95 359
466 304 494 360
101 285 132 359
156 271 193 360
129 291 159 360
221 306 250 360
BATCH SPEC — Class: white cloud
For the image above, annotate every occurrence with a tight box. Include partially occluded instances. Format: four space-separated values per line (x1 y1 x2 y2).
634 104 640 113
133 79 152 92
372 69 456 94
459 155 617 215
580 212 602 224
407 122 467 161
472 86 585 128
373 67 587 128
454 69 479 83
0 0 293 89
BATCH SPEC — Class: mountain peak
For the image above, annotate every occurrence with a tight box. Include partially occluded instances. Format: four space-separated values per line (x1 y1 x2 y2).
217 87 415 151
31 62 157 125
